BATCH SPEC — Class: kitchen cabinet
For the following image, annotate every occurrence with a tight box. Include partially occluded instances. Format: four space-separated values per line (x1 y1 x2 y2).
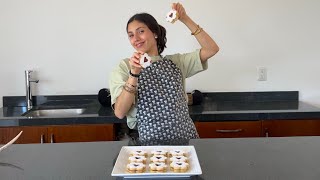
195 121 262 138
0 124 115 144
0 126 47 144
262 119 320 137
48 124 115 143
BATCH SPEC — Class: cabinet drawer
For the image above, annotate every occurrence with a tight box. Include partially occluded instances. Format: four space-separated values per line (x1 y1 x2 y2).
195 121 261 138
0 124 115 144
0 126 47 144
262 119 320 137
48 124 115 143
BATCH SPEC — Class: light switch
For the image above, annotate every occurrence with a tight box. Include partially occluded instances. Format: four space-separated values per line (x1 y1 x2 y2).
257 67 267 81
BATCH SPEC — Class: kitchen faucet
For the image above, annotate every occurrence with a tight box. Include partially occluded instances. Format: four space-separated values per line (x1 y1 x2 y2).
25 70 39 110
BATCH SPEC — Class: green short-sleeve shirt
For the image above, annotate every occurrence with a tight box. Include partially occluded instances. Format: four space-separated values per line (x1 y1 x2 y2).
109 49 208 129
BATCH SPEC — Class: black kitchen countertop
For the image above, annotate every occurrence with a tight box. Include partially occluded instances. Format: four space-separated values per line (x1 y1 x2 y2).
1 137 320 179
1 91 320 127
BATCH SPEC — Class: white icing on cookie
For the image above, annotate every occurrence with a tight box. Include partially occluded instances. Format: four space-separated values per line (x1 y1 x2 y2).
139 53 151 68
151 150 168 156
130 150 147 156
170 150 186 156
166 10 179 23
170 161 189 171
170 155 188 162
127 162 146 171
149 162 167 171
128 155 146 163
150 155 167 162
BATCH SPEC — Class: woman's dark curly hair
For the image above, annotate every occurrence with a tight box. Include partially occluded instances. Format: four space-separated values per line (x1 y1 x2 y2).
126 13 167 55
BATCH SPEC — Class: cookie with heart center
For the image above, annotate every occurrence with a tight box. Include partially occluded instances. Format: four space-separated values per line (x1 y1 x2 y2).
170 161 189 172
150 155 167 163
166 10 179 23
128 155 147 163
139 53 151 68
127 162 146 173
149 162 167 172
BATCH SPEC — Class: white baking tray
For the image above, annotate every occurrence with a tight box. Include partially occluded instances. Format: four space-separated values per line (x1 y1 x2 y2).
111 145 202 178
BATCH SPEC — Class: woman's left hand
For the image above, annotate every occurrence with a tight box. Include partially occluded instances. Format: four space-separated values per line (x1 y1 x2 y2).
172 2 188 22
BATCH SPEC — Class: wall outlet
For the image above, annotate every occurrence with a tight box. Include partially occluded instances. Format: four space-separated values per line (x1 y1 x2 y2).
257 67 267 81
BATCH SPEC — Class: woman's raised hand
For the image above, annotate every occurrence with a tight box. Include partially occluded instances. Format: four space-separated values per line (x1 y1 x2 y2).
129 51 144 75
172 2 187 22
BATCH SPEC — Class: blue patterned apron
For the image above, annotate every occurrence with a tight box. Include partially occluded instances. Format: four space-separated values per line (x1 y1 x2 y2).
136 58 199 141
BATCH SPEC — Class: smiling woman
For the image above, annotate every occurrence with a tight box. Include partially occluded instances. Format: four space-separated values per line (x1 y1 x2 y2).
126 13 167 57
109 2 219 142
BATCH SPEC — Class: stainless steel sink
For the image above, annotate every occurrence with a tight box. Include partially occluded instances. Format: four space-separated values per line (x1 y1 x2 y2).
23 108 86 117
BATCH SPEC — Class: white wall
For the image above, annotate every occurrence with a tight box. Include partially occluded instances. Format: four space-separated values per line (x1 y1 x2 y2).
1 0 320 107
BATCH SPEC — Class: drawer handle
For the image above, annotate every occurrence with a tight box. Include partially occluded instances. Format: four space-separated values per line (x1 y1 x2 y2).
50 134 54 143
40 134 44 144
216 129 243 133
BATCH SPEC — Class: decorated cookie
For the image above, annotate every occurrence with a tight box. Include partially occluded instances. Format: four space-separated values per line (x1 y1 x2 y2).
139 53 151 68
170 161 189 172
127 162 146 173
170 155 188 163
166 10 179 23
150 155 167 163
151 150 168 157
149 162 167 172
130 150 147 157
170 150 186 157
128 155 146 163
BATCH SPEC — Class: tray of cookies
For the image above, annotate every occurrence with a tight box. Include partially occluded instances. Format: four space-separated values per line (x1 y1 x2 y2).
111 145 202 178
